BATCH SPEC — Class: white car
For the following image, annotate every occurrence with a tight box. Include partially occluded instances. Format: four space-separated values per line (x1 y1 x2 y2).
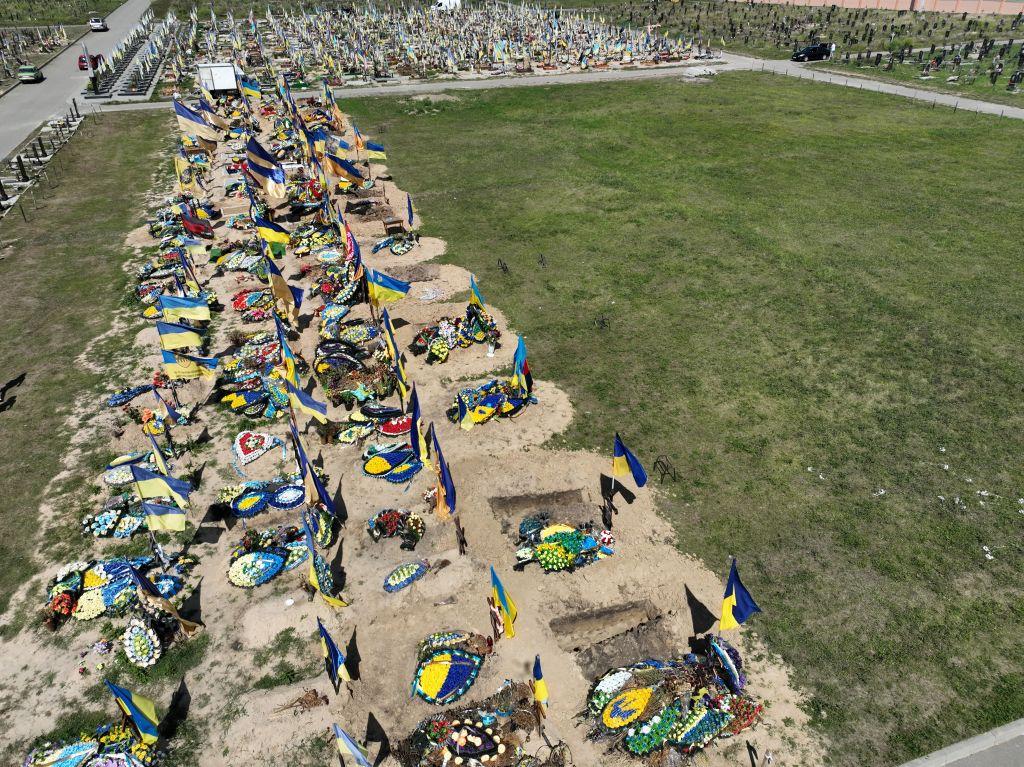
89 16 109 32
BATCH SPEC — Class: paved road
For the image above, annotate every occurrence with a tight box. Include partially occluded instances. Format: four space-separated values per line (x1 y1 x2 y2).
900 717 1024 767
0 0 151 160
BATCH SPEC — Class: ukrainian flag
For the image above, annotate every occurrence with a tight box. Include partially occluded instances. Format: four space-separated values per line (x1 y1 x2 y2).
147 431 169 475
274 315 300 386
152 389 182 424
332 724 371 767
323 152 364 185
161 349 200 380
510 335 532 396
407 193 415 227
131 464 192 508
380 308 399 362
409 386 429 466
247 159 287 200
612 433 647 488
255 215 290 245
198 97 230 129
533 655 549 714
143 501 187 532
304 521 348 608
365 140 387 161
318 618 351 689
469 275 486 310
266 255 302 322
432 429 456 518
157 294 210 322
174 351 219 378
365 268 410 308
490 566 518 638
156 321 203 351
239 74 262 99
173 100 220 142
286 380 327 423
105 682 161 745
245 136 278 171
720 559 761 631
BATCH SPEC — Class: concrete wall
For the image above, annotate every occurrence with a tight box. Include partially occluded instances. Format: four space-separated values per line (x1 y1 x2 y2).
747 0 1024 14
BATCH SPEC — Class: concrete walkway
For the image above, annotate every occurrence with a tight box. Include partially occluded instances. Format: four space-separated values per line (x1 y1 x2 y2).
899 717 1024 767
98 52 1024 122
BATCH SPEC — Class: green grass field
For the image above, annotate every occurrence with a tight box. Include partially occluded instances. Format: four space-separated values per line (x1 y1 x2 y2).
0 0 123 26
346 73 1024 765
0 111 173 616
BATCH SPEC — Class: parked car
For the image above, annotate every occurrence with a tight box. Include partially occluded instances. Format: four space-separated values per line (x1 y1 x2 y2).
17 64 44 83
791 43 831 62
88 16 109 32
78 53 104 71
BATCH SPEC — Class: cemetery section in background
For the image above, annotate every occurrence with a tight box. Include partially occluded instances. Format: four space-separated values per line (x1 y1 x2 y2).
748 0 1024 16
0 0 125 27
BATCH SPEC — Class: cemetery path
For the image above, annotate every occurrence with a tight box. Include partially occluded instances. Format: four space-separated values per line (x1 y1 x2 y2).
0 0 151 161
99 51 1024 122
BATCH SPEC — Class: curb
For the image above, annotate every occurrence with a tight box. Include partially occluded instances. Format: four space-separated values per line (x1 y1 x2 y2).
899 718 1024 767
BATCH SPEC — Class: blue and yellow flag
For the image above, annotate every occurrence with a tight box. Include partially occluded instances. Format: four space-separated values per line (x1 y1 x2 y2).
303 520 348 608
612 433 647 488
147 430 169 475
105 681 161 744
152 389 182 424
720 559 761 631
255 215 290 245
392 354 409 406
143 501 187 532
490 566 518 638
290 419 336 515
157 294 210 322
409 385 429 466
432 428 456 519
323 152 364 185
510 335 532 396
266 254 302 323
469 275 486 310
318 618 351 690
247 159 287 200
173 99 220 142
246 135 278 171
333 724 371 767
197 97 230 129
365 140 386 161
274 315 300 386
380 308 399 362
239 74 262 99
287 380 328 424
407 193 414 227
365 268 410 308
533 655 549 714
174 351 218 377
130 464 192 508
156 321 203 351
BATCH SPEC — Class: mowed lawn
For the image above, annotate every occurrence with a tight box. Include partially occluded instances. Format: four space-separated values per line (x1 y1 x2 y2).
0 111 172 617
347 73 1024 765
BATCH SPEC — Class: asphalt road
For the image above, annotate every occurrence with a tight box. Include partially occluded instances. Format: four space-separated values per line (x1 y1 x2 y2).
0 0 151 160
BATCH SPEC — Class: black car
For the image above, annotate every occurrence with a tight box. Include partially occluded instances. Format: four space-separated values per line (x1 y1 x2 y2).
792 43 831 62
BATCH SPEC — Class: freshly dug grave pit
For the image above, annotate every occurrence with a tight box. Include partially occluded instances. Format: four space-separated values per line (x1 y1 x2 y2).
489 489 596 537
575 614 686 679
548 599 660 651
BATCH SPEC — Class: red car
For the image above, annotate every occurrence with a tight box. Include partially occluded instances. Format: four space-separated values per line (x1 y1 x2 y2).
78 53 104 71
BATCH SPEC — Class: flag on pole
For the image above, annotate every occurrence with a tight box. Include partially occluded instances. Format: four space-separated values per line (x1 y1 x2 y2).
533 655 549 714
130 464 191 508
105 681 161 744
303 520 348 608
612 433 647 488
143 501 187 532
265 253 302 323
323 152 364 185
432 428 456 519
147 431 169 475
380 308 399 361
490 566 518 638
287 380 328 424
469 275 485 310
333 724 372 767
510 335 532 396
365 268 410 307
409 385 429 466
156 321 203 351
173 100 221 142
407 193 415 227
719 559 761 631
127 563 201 636
157 294 210 322
317 618 351 690
153 389 182 424
255 215 291 246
